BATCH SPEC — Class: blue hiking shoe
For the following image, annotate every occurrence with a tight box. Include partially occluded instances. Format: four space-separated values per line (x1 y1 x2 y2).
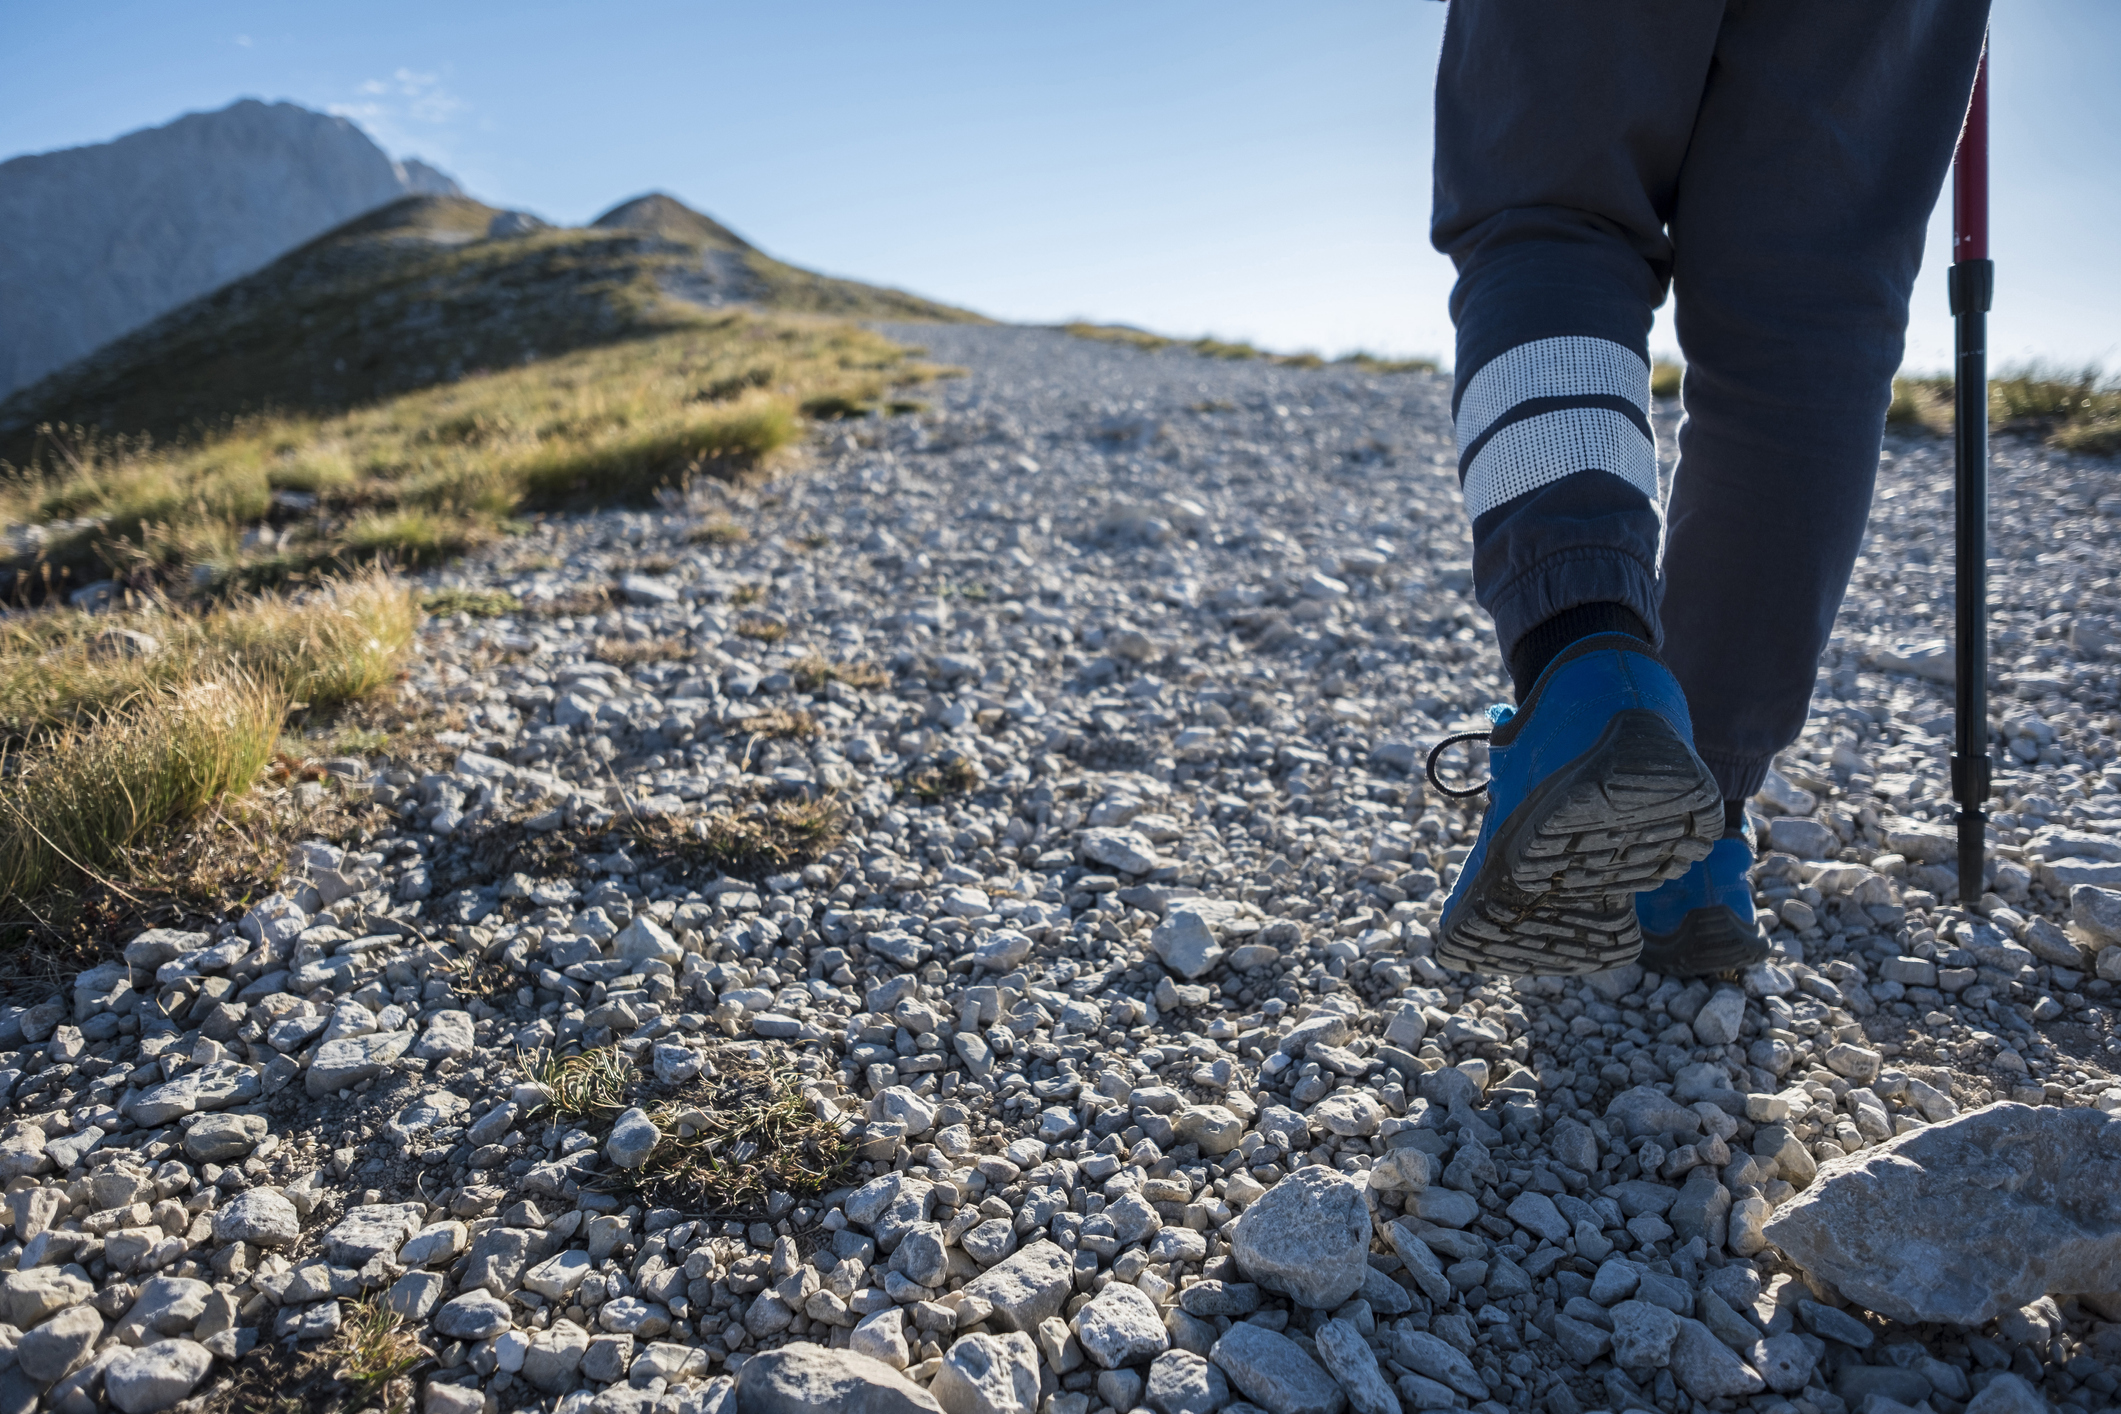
1635 820 1774 976
1431 633 1723 976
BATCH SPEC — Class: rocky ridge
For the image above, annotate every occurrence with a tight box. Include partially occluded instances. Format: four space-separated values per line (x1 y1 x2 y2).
0 99 459 400
1 324 2119 1414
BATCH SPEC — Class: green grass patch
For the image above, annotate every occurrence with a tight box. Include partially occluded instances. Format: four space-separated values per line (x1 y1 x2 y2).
1888 365 2120 452
3 314 944 592
1651 361 1684 400
420 586 523 618
0 674 284 913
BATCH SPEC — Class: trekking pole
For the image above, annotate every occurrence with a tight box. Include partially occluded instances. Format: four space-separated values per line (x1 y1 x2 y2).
1949 39 1992 906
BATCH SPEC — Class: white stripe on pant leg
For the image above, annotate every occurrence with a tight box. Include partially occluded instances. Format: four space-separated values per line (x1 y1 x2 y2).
1462 407 1659 521
1455 336 1650 448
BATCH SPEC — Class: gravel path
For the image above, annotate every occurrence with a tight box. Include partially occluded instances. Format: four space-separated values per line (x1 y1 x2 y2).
6 324 2121 1414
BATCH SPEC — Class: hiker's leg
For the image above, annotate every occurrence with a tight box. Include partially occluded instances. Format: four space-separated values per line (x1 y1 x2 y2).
1430 0 1723 694
1659 0 1991 802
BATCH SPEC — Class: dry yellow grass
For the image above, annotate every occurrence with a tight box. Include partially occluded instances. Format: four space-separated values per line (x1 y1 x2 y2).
0 674 284 910
2 312 947 591
0 568 415 734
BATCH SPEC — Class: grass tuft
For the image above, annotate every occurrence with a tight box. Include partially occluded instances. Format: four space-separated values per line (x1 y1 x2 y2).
420 586 522 618
593 637 691 667
0 675 284 912
736 707 818 743
1888 365 2121 451
790 654 889 692
733 614 787 642
687 516 749 546
0 568 416 735
329 1296 425 1412
902 754 982 802
527 1045 634 1123
1651 361 1684 400
629 798 846 880
629 1049 855 1214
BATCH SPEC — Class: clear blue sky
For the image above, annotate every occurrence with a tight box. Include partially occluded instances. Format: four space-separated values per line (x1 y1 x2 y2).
4 1 2115 373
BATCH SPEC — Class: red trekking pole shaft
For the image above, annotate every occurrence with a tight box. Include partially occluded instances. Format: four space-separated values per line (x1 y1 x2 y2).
1949 41 1991 905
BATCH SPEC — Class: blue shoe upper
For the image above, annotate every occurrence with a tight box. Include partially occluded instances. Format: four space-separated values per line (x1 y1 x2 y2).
1637 824 1759 937
1439 633 1701 916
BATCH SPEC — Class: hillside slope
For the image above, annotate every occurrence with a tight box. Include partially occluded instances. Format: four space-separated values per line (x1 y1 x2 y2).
0 191 982 461
0 99 460 398
0 190 984 460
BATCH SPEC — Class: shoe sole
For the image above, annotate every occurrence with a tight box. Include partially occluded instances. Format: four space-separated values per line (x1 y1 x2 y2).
1438 708 1723 977
1637 907 1774 978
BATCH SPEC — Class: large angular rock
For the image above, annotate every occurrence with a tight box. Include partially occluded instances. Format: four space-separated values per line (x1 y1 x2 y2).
1229 1166 1370 1309
1209 1322 1346 1414
211 1189 300 1248
323 1203 425 1267
931 1331 1041 1414
1073 1282 1168 1368
736 1345 943 1414
1150 907 1225 979
305 1030 413 1097
1313 1318 1397 1414
1761 1103 2121 1326
105 1338 214 1414
961 1240 1071 1332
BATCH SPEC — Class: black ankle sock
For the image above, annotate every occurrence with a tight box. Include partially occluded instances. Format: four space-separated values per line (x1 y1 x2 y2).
1508 603 1652 700
1724 799 1748 833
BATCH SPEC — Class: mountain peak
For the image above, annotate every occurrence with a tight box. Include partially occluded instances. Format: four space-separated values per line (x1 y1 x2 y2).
591 193 752 251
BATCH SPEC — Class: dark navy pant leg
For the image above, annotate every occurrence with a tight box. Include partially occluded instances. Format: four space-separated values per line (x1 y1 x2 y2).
1432 0 1988 801
1659 1 1990 801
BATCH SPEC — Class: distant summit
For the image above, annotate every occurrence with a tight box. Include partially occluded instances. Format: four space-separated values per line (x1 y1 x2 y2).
592 193 753 250
0 190 982 458
0 99 462 398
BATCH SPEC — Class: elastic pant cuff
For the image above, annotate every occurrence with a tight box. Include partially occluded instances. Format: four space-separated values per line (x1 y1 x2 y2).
1697 749 1773 807
1485 547 1662 665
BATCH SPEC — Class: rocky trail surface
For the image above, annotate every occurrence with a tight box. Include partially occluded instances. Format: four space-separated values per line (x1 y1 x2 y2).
5 324 2121 1414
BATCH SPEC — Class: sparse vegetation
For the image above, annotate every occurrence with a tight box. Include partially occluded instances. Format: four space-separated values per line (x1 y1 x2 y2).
902 754 982 801
628 798 846 879
729 584 766 607
420 586 522 618
687 516 749 546
737 707 818 742
1060 323 1442 375
1889 365 2120 453
528 1045 635 1123
734 614 787 642
629 1048 855 1213
790 654 889 691
1651 361 1684 399
1 674 284 914
2 242 959 597
1335 352 1441 376
329 1296 426 1413
593 637 691 667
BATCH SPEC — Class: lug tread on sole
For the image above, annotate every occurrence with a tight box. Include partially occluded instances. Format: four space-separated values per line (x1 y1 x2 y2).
1439 712 1722 978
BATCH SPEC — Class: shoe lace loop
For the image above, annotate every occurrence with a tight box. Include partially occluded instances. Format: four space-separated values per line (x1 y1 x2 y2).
1426 703 1512 800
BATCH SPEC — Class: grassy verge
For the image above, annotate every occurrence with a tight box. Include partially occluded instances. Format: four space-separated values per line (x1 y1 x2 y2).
0 568 415 734
1058 322 1438 374
0 676 284 914
2 312 949 597
0 571 416 949
1889 366 2120 454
